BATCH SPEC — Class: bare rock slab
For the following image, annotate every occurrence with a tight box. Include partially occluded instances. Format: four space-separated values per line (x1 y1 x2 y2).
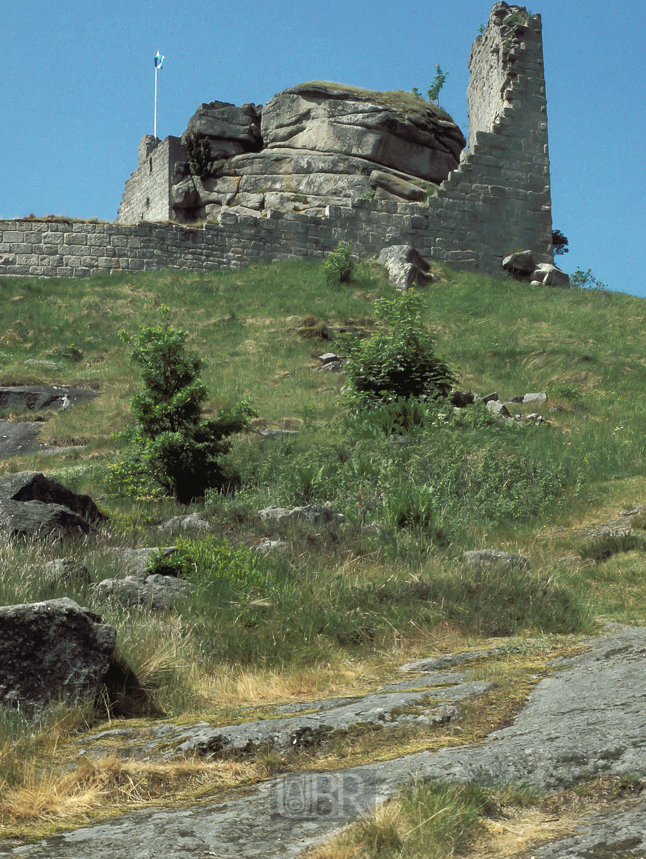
5 629 646 857
0 597 116 717
0 385 98 412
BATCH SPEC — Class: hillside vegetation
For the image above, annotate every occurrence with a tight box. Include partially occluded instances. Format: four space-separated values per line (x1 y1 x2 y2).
1 258 646 845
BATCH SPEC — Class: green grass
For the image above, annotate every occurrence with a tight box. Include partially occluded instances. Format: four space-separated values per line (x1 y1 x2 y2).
296 81 456 121
2 260 646 835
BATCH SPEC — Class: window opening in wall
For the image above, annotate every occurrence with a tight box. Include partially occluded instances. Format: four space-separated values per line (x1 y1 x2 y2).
149 158 153 173
146 197 150 208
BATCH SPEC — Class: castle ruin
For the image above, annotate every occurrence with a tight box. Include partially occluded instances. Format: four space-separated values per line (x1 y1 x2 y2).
0 3 554 279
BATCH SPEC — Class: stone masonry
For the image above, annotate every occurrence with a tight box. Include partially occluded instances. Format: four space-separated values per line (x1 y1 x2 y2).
0 4 553 280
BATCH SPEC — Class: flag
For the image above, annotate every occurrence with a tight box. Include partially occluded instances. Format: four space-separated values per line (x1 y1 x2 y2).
154 51 164 70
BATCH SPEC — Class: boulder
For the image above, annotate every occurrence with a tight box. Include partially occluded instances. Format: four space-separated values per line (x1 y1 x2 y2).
95 574 193 611
258 504 346 526
170 83 466 221
0 472 107 539
463 549 531 571
94 546 192 611
378 245 433 290
485 400 511 418
102 546 178 577
181 101 261 155
158 513 212 532
261 83 465 183
369 170 426 201
502 250 535 276
522 392 547 404
41 558 91 592
0 597 116 717
531 263 570 288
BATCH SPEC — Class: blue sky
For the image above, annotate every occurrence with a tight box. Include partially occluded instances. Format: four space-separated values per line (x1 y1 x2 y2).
1 1 644 295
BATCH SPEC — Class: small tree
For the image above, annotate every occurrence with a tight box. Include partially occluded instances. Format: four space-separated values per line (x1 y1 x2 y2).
323 242 354 287
427 65 449 103
117 308 254 504
341 292 456 413
552 229 569 256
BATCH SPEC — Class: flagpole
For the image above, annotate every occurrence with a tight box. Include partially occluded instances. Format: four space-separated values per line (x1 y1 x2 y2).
154 60 158 139
153 50 164 139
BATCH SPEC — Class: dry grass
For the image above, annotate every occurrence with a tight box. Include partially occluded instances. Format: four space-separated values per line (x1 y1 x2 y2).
0 753 260 831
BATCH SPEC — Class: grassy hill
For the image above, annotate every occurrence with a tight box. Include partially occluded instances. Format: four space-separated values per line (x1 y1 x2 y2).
1 257 646 845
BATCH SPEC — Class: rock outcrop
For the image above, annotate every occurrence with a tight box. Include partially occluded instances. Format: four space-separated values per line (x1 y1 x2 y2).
170 82 465 221
0 472 107 539
378 244 434 290
0 597 116 717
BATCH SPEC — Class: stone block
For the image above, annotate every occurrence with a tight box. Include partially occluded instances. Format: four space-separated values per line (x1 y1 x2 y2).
3 231 24 243
65 233 89 246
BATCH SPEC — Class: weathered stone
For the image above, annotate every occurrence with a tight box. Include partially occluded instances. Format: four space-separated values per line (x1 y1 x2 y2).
95 574 193 611
0 472 107 539
463 549 530 571
258 504 345 525
255 539 288 555
531 262 570 287
0 597 116 717
255 428 299 438
261 83 465 183
0 420 43 458
377 244 433 290
0 385 98 412
502 249 535 275
9 628 646 858
40 558 91 591
181 101 261 150
522 391 547 404
485 400 511 417
369 170 426 201
158 513 211 532
24 359 59 370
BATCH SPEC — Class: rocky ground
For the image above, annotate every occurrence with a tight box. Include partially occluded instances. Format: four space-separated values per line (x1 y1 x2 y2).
2 626 646 858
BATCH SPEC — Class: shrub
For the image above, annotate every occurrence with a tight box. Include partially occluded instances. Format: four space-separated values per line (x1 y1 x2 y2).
552 228 569 256
323 242 354 287
571 268 608 290
427 64 449 103
185 132 212 179
341 291 456 412
114 307 255 504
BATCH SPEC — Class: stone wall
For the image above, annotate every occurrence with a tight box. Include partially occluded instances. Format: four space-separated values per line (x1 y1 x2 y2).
117 135 186 224
0 3 554 281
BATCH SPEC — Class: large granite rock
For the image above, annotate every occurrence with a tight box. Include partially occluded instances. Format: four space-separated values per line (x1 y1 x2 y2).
0 471 107 539
170 82 465 221
180 100 262 162
261 83 464 182
0 597 116 717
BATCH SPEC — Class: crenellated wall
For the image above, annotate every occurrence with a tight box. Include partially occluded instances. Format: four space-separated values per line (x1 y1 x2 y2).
0 3 554 280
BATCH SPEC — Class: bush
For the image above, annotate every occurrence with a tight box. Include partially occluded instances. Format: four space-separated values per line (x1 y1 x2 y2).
341 291 456 412
113 307 255 504
323 242 354 287
571 268 608 290
185 132 212 180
